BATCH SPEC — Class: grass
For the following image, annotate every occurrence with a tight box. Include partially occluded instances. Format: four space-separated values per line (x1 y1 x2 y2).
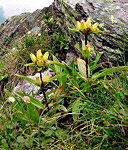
0 58 127 149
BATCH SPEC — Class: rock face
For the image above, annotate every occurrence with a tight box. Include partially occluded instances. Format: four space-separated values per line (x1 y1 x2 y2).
53 0 128 65
0 0 128 64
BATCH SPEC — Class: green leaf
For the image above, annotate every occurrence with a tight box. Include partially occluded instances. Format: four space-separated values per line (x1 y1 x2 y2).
27 103 40 123
90 52 104 72
59 105 68 113
17 136 27 143
72 99 81 121
48 60 87 82
92 66 128 80
1 139 9 148
52 55 62 74
49 74 59 82
25 63 35 67
69 28 79 32
15 74 38 86
95 52 104 64
93 29 104 33
15 92 45 109
0 74 8 81
77 58 87 78
47 60 65 68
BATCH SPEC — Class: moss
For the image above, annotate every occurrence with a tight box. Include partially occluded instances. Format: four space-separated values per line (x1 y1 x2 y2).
106 0 113 2
109 48 123 55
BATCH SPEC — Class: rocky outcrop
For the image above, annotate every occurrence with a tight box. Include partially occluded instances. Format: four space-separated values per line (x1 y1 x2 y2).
53 0 128 65
0 0 128 64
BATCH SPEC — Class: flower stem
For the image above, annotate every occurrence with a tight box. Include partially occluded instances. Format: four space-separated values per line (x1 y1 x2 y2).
85 34 88 45
85 34 89 78
39 71 48 108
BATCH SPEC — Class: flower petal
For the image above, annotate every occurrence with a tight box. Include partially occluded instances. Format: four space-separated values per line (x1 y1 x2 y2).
30 53 36 63
43 73 50 83
37 50 42 59
91 23 99 32
43 52 49 61
36 77 42 86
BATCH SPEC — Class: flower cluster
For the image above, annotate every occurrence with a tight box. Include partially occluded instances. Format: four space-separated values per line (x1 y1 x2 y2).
30 50 49 67
76 17 101 34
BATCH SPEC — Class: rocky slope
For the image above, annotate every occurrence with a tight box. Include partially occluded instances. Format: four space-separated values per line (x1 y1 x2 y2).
0 0 128 64
0 7 52 55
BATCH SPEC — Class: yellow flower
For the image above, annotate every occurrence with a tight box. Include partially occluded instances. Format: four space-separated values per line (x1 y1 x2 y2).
29 50 49 67
80 20 86 33
85 17 91 28
43 52 49 62
30 53 36 63
43 73 50 83
76 17 101 34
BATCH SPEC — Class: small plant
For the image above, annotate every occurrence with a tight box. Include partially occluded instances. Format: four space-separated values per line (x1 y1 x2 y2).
0 16 128 149
29 50 50 107
15 17 128 124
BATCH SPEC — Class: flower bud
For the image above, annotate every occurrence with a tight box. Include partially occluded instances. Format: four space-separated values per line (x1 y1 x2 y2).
36 77 42 86
7 97 15 103
43 73 50 83
82 42 91 59
22 96 30 103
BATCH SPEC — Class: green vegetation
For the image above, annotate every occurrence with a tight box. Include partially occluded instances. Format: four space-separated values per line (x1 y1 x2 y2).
0 16 128 150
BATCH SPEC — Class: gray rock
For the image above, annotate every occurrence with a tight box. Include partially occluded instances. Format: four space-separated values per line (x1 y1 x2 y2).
65 49 78 65
27 26 41 35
